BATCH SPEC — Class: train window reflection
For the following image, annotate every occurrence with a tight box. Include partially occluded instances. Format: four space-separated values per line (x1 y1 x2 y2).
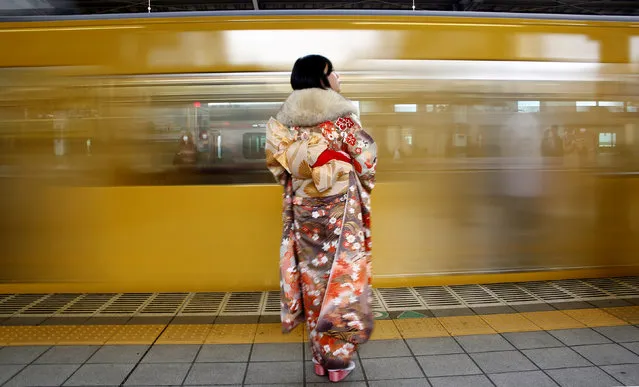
577 101 597 112
243 132 266 159
517 101 540 113
598 132 616 148
394 104 417 113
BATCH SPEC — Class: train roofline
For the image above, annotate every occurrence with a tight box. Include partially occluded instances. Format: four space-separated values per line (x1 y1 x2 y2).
1 9 639 23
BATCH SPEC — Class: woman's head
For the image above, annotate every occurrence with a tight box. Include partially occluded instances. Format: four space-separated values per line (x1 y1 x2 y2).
290 54 341 93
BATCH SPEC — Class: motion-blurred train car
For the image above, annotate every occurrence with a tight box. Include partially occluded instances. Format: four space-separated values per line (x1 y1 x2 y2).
0 11 638 292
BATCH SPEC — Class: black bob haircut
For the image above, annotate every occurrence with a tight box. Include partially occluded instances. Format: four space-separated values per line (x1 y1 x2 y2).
290 55 333 91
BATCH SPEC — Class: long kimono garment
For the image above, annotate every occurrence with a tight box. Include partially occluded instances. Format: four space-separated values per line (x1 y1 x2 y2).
266 108 377 369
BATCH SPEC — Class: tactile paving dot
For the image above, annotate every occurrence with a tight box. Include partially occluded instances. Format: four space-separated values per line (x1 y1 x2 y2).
603 306 639 324
58 325 122 345
393 318 448 339
521 311 585 330
156 324 213 344
437 316 496 336
562 308 627 327
0 326 20 345
254 323 303 343
106 325 164 344
8 325 77 345
480 313 540 333
205 324 257 344
368 319 402 340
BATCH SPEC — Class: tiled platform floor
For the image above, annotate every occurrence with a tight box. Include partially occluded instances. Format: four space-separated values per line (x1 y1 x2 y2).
1 326 639 386
1 276 639 386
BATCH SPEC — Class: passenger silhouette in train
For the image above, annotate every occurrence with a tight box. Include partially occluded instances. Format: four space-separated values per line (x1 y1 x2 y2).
173 133 198 166
541 125 564 157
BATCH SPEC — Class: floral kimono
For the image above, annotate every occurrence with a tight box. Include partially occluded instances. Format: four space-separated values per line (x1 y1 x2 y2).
265 88 377 369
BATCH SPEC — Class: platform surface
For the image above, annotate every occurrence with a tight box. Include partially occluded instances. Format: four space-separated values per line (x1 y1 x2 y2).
0 277 639 386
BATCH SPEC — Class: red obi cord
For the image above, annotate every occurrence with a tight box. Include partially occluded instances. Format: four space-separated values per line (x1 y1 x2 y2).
312 149 352 167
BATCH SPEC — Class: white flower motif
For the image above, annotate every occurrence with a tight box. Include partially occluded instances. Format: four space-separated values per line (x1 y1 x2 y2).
329 217 337 224
322 242 331 251
334 228 342 235
349 207 355 214
312 233 319 241
357 213 362 220
353 242 361 250
312 211 320 219
346 235 356 243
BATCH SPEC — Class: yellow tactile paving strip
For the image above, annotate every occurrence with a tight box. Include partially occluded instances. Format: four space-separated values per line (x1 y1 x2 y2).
0 307 637 346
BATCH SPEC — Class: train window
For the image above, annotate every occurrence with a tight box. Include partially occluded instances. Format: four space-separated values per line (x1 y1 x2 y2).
517 101 540 113
394 104 417 113
243 132 266 159
576 101 597 112
598 132 616 148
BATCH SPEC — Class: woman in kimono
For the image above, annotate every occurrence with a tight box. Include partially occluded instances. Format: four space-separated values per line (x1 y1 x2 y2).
266 55 377 382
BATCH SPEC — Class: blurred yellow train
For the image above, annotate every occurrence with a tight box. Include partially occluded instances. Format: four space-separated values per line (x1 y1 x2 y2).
0 11 638 292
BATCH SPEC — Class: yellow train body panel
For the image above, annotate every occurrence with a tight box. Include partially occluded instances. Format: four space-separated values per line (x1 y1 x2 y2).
1 12 639 292
0 14 637 74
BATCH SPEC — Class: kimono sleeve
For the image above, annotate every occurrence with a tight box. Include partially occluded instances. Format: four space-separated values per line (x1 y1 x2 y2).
265 118 296 185
341 114 377 193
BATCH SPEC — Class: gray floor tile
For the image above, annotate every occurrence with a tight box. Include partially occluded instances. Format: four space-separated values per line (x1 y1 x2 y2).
4 364 79 387
362 357 423 380
522 347 592 369
85 317 130 325
502 331 564 349
124 363 191 385
358 339 411 358
406 337 463 356
244 361 303 384
170 316 216 325
305 361 364 383
64 363 135 386
416 354 481 377
0 365 22 385
489 370 558 387
368 378 430 386
0 346 49 364
572 343 639 365
36 346 99 364
595 325 639 343
1 317 46 326
184 362 246 385
247 385 302 387
428 375 493 387
623 341 639 355
88 345 149 364
546 366 620 387
471 306 516 315
126 316 171 325
549 328 612 345
140 344 200 363
471 351 538 373
431 308 474 317
550 301 594 310
455 334 514 353
601 364 639 385
41 317 89 326
306 383 364 387
250 343 302 362
258 315 282 323
196 344 251 362
512 303 555 313
588 299 632 308
215 315 259 324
